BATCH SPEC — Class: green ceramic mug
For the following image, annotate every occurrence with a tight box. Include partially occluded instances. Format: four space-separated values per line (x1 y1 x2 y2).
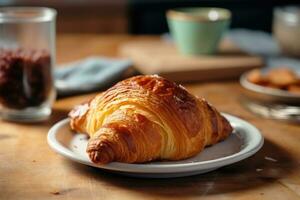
167 7 231 55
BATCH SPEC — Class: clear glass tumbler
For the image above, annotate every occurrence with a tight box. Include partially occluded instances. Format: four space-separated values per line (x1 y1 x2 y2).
0 7 56 122
273 6 300 57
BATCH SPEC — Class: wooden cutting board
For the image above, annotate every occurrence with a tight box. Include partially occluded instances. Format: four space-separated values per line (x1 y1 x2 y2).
119 39 263 82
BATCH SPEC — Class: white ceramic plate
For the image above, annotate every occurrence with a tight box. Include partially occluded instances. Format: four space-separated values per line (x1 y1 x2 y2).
47 114 263 178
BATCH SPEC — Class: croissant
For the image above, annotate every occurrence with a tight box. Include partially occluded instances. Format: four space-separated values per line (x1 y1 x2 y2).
69 75 232 164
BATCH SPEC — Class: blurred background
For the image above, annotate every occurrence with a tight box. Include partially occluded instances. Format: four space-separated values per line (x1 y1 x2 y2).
1 0 299 34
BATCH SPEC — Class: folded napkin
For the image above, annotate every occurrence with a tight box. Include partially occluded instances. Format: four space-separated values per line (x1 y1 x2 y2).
227 29 300 71
55 57 132 96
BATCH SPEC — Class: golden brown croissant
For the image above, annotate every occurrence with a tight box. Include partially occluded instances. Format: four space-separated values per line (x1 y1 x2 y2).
69 75 232 164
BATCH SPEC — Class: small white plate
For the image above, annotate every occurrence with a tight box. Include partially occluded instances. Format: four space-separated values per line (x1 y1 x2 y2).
47 114 263 178
240 71 300 105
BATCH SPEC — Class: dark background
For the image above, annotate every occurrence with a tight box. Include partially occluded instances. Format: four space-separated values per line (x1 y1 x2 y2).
1 0 299 34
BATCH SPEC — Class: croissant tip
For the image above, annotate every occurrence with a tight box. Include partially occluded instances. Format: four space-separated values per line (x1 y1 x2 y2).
87 150 108 164
222 115 233 134
87 142 115 164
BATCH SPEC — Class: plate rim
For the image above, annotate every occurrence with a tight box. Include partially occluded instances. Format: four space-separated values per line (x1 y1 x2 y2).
47 113 264 174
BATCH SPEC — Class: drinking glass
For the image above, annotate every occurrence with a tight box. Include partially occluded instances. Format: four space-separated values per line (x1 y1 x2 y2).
0 7 57 122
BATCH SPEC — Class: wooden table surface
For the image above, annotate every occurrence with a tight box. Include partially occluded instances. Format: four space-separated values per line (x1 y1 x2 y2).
1 34 300 200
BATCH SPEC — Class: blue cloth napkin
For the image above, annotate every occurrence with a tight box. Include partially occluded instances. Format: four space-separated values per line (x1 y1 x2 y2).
55 57 132 96
226 29 300 72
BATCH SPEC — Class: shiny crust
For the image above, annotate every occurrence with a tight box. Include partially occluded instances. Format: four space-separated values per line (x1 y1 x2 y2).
69 75 233 164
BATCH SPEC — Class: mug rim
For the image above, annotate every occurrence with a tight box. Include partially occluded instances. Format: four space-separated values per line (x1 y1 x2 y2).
167 7 231 22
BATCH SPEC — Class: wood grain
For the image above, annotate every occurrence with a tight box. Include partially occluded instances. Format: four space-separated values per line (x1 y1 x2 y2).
120 40 263 82
0 34 300 200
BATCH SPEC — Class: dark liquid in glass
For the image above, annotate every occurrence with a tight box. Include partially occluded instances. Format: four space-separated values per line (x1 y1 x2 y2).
0 49 52 109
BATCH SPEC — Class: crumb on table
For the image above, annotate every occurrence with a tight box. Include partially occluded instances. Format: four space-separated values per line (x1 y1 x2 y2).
50 191 60 195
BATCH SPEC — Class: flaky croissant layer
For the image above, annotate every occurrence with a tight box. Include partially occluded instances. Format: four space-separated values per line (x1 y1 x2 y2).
69 75 233 164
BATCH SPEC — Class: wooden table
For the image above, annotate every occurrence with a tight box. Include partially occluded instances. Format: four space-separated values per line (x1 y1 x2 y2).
1 34 300 200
